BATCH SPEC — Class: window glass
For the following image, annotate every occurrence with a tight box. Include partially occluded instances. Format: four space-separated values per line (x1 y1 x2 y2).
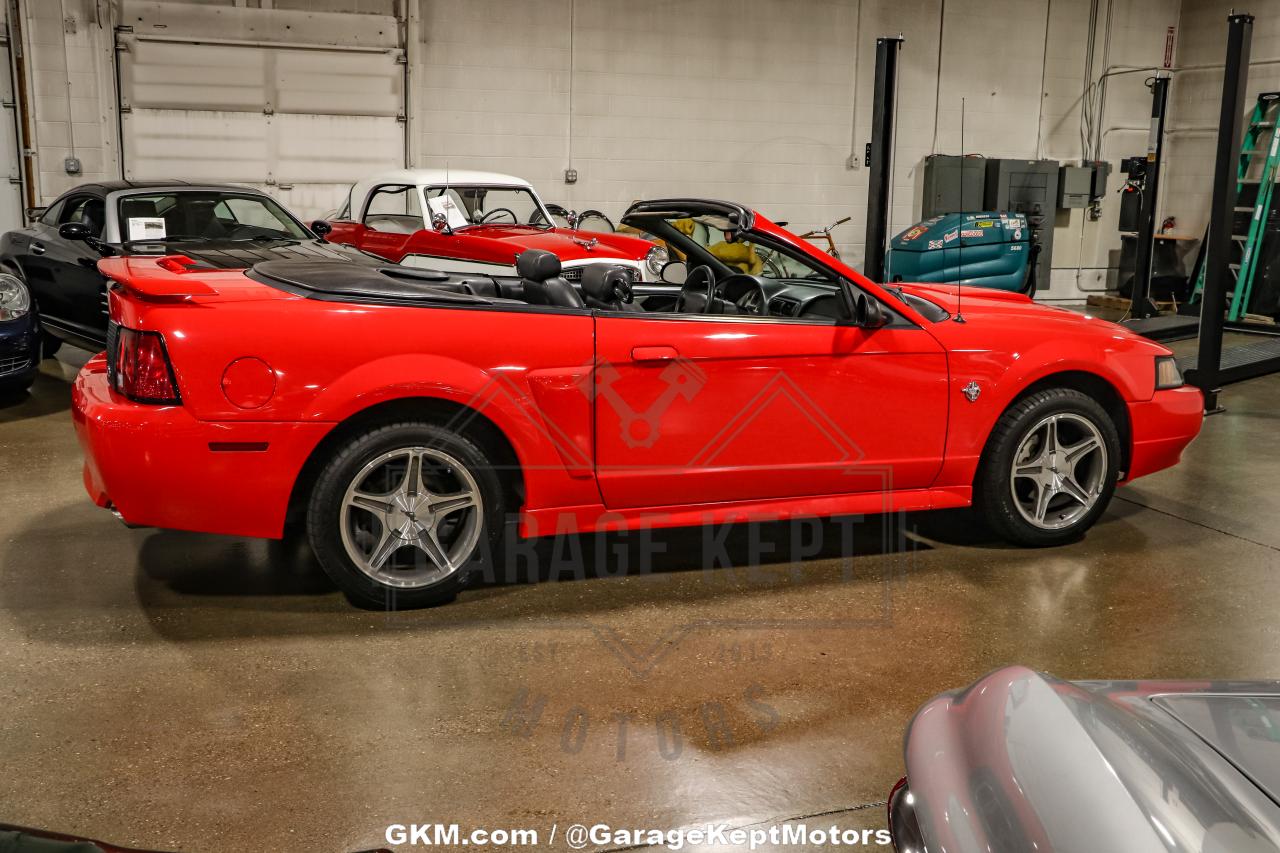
364 185 422 234
39 200 63 226
59 196 105 237
117 192 309 241
222 197 296 231
424 186 550 227
672 216 833 281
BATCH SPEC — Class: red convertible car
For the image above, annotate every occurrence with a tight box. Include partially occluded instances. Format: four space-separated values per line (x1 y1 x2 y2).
72 199 1203 609
324 169 666 282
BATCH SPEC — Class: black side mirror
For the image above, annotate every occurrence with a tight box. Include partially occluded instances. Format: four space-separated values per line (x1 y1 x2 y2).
311 220 332 237
853 292 889 329
59 222 92 241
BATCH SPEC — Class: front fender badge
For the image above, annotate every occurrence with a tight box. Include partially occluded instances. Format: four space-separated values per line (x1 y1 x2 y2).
962 381 981 402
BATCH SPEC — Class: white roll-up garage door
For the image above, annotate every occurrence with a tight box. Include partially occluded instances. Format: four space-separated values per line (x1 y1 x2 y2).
116 2 406 220
0 24 23 233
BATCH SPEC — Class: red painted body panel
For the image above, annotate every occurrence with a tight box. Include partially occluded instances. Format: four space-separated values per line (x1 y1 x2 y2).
325 220 655 267
592 314 948 508
72 210 1203 543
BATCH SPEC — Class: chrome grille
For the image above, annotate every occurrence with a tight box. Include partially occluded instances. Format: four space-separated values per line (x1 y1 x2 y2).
0 355 30 377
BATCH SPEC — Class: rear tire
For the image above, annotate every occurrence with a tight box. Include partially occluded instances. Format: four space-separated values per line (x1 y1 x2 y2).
306 421 507 609
975 388 1120 547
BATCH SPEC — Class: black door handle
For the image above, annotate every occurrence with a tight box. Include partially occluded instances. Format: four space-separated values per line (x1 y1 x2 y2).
30 242 45 255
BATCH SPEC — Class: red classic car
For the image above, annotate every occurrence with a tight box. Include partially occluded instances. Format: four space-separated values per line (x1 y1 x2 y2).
72 199 1203 609
323 169 667 282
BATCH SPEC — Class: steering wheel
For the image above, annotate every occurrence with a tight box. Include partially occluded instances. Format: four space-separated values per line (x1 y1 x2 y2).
713 273 770 316
676 264 716 313
478 208 517 225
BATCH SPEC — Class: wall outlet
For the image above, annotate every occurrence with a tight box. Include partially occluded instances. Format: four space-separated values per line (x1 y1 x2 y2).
64 157 81 175
564 168 578 184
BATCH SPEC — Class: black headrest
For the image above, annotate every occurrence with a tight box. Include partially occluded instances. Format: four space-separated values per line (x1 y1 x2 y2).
580 264 633 303
121 198 159 219
516 249 561 281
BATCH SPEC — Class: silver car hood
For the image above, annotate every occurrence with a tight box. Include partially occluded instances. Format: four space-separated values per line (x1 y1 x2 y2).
903 666 1280 852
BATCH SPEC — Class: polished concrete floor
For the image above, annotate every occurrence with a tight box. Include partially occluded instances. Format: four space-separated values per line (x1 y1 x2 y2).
1 341 1277 852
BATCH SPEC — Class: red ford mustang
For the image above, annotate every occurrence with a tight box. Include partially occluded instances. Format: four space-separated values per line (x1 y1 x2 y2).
72 199 1203 609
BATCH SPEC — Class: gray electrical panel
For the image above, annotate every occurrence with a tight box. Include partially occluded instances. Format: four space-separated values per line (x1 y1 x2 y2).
1059 165 1092 208
984 159 1060 291
921 155 987 218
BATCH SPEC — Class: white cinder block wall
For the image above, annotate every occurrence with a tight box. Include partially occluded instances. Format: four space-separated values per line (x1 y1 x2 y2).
9 0 1196 300
1162 2 1280 240
15 0 120 201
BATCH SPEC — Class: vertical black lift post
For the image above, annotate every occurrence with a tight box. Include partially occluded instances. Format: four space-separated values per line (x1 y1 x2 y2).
1183 11 1280 413
1127 72 1171 321
1119 71 1202 340
863 35 904 283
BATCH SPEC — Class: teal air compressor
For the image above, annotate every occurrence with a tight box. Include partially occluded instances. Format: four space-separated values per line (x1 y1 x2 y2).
884 212 1039 294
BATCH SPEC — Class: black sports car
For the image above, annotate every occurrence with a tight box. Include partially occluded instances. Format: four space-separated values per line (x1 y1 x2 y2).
0 181 376 354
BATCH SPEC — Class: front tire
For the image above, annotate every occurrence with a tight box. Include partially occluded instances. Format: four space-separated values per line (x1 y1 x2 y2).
306 421 507 609
975 388 1120 547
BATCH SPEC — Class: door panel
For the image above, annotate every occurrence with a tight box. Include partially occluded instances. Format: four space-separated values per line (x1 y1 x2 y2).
22 226 103 342
593 315 949 510
356 228 413 262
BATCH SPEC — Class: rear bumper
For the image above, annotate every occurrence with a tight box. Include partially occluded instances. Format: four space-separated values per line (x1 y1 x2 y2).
1125 385 1204 482
72 354 331 539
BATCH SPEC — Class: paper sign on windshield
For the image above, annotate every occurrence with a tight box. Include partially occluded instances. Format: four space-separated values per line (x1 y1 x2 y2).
128 217 166 241
426 195 469 230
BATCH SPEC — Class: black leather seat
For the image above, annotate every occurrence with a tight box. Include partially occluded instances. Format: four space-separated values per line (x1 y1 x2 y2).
517 250 584 309
80 199 105 237
580 264 641 311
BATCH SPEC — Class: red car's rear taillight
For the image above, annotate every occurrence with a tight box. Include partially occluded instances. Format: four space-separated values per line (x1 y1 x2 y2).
112 326 180 404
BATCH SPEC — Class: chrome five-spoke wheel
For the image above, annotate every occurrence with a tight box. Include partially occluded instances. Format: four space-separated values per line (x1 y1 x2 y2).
1010 412 1107 531
339 446 483 589
975 387 1120 546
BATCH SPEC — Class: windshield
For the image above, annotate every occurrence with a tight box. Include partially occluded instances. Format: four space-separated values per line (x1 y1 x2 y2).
117 192 310 242
654 215 835 282
424 186 552 228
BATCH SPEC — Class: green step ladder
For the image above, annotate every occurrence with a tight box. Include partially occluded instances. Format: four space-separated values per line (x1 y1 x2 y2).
1190 91 1280 319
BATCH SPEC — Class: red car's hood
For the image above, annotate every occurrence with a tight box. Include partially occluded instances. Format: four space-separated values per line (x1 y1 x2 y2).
900 282 1126 325
896 282 1162 350
450 224 655 262
899 282 1049 317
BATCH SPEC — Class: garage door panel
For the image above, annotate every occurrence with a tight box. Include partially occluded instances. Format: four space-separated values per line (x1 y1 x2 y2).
118 12 406 222
124 110 269 182
274 51 403 117
273 114 403 183
125 41 267 112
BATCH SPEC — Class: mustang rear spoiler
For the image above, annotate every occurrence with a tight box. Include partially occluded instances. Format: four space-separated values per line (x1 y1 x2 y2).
97 255 220 300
